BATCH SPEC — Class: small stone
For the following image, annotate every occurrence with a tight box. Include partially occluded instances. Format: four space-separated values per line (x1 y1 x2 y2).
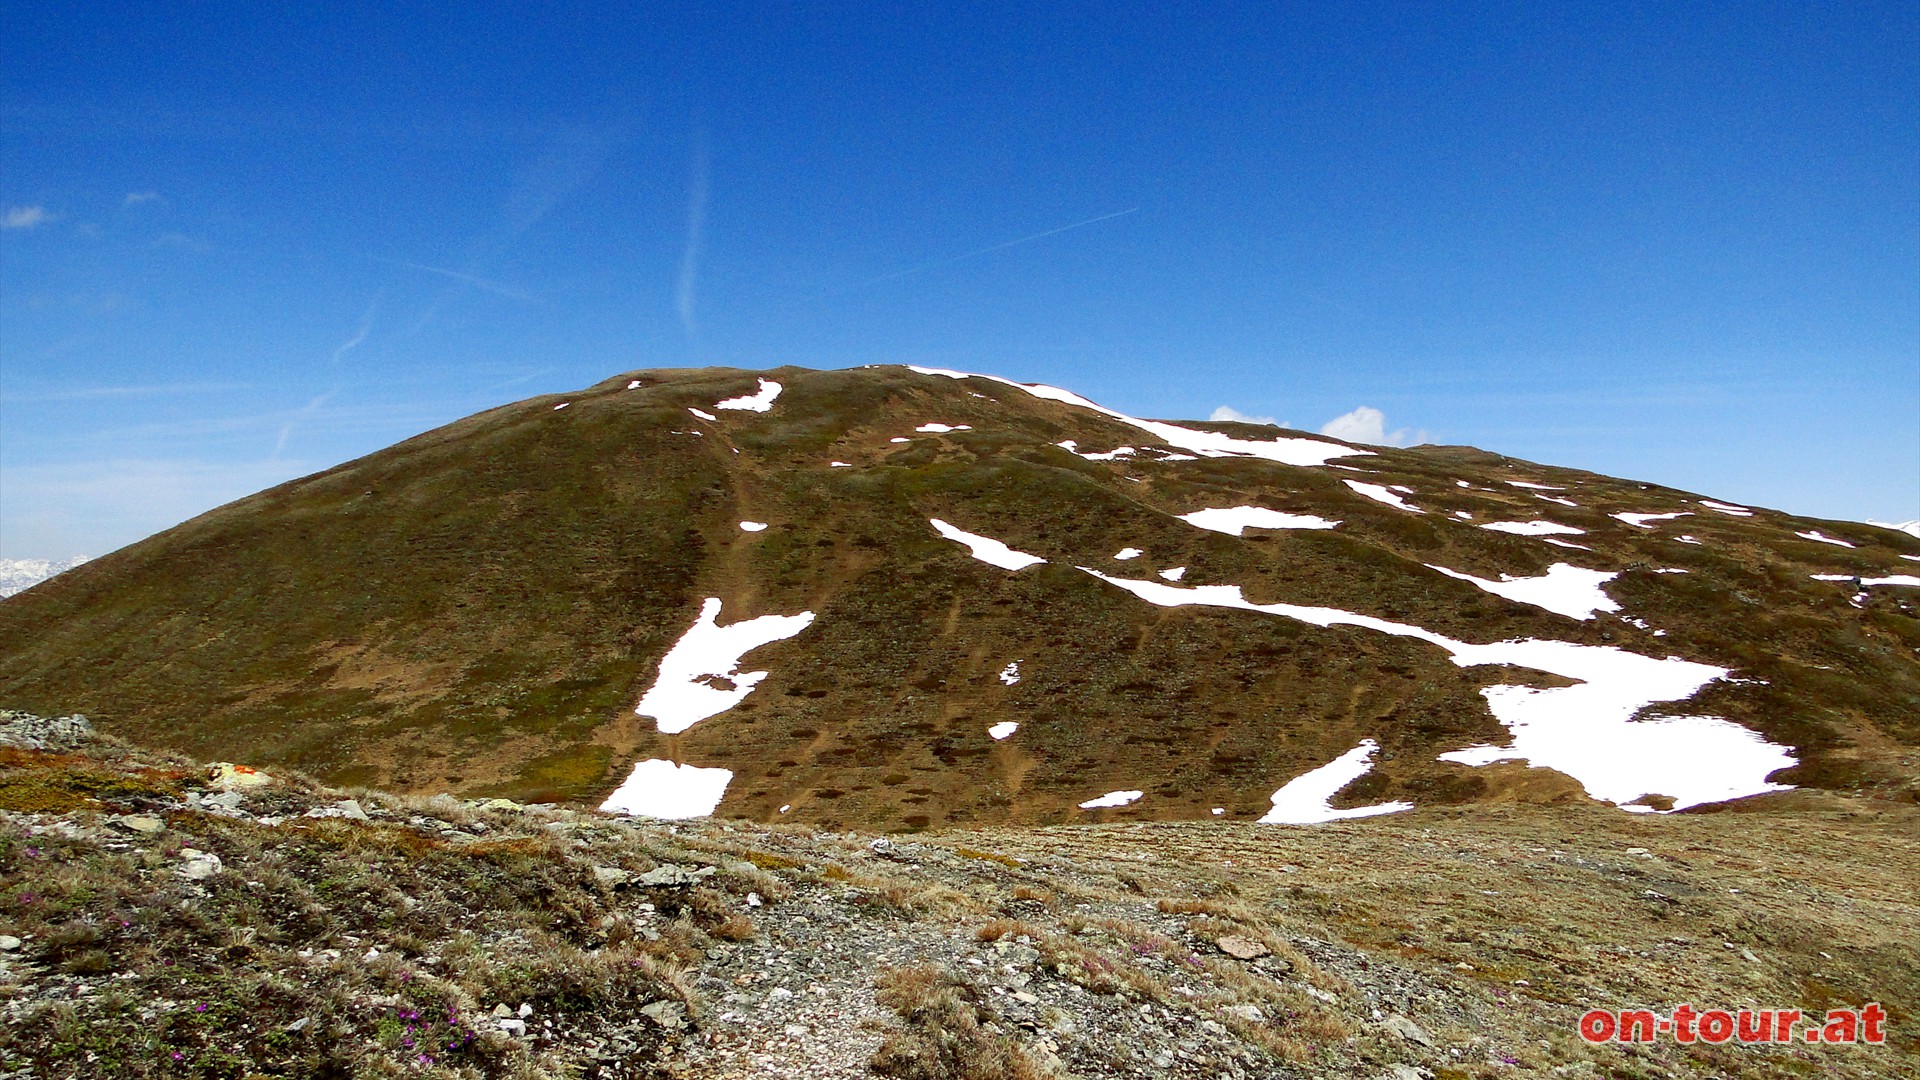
592 865 632 888
492 1004 513 1018
497 1018 527 1037
0 935 21 951
285 1017 311 1033
517 1002 533 1018
747 891 762 907
1625 847 1651 856
640 1000 688 1030
1222 1004 1266 1024
639 863 715 887
1384 1066 1427 1080
767 987 794 1000
115 815 165 834
177 850 223 880
1381 1015 1435 1047
1215 935 1270 960
335 799 371 821
1013 991 1039 1004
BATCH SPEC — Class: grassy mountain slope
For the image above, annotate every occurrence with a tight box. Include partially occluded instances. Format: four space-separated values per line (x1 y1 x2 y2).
1 365 1915 826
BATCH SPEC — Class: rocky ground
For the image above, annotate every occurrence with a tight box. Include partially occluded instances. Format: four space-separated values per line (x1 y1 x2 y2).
0 711 1914 1079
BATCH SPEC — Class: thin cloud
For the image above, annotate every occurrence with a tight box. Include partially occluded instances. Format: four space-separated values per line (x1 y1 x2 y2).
273 390 340 457
382 259 534 301
1209 405 1281 427
123 191 163 206
330 298 379 364
3 206 50 229
676 137 709 342
848 207 1139 291
1319 406 1427 447
0 381 251 403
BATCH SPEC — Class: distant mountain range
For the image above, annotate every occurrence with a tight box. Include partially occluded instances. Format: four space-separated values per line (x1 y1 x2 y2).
1 366 1914 827
0 556 89 599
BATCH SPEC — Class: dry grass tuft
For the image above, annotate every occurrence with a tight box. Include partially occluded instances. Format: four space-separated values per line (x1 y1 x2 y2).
870 964 1045 1080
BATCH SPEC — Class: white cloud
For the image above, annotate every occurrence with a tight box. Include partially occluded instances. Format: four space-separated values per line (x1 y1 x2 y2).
1319 405 1426 447
123 191 163 206
3 206 50 229
1209 405 1281 427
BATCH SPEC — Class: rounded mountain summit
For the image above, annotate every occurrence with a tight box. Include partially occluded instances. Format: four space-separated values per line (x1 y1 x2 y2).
2 365 1914 826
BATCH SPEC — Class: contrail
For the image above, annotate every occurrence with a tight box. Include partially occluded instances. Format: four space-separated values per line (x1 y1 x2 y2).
676 138 709 342
850 206 1140 290
329 298 378 364
382 259 535 302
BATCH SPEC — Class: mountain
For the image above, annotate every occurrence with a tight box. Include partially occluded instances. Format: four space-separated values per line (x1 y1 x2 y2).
1 365 1915 827
0 556 89 599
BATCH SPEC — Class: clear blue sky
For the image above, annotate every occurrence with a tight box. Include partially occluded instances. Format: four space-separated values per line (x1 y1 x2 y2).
3 2 1915 559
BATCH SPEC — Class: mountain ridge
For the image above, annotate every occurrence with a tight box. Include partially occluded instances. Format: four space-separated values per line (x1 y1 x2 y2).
1 365 1914 827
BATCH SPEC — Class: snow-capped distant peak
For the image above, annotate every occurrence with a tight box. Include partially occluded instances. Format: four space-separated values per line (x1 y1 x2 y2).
1866 519 1920 540
1 556 90 599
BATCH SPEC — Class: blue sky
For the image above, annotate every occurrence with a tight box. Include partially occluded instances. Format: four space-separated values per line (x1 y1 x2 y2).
3 2 1915 559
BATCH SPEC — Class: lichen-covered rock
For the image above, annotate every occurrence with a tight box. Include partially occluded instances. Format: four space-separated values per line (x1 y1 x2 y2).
0 710 95 750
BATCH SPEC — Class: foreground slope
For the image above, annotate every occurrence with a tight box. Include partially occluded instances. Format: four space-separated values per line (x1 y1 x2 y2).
1 365 1916 825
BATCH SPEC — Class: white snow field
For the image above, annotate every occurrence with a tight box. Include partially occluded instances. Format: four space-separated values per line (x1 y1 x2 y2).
1259 739 1414 824
1426 563 1621 621
1159 566 1187 581
634 598 816 735
1612 511 1693 529
988 721 1019 741
1079 570 1795 812
1700 500 1754 516
911 366 1369 467
1796 530 1855 548
1177 506 1339 536
714 378 783 412
0 556 89 598
1811 574 1920 588
1342 480 1422 513
1078 790 1144 809
1056 440 1138 461
928 519 1046 571
1479 520 1586 537
1866 519 1920 539
600 759 735 819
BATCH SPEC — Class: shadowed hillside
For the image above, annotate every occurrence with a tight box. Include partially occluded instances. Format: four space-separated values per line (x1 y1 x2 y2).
2 365 1916 826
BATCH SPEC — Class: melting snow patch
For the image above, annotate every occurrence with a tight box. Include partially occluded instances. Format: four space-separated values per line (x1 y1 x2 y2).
1178 506 1339 536
1456 480 1471 488
999 661 1021 685
830 461 853 467
688 408 718 422
1674 535 1703 545
553 402 570 410
1078 569 1795 812
1540 538 1592 550
1653 568 1689 574
890 437 911 443
917 423 972 433
738 521 768 533
1812 574 1920 588
909 366 1370 467
1343 480 1422 513
627 380 643 389
988 721 1019 740
1453 510 1474 520
1078 790 1144 810
1427 563 1621 621
1700 500 1754 516
1480 521 1585 537
1114 547 1143 560
1796 530 1855 548
635 598 816 735
1536 494 1579 508
1057 440 1138 461
600 760 734 819
1507 481 1564 491
1211 807 1225 815
1259 740 1413 824
1613 512 1693 529
1159 566 1187 581
715 378 782 412
929 519 1045 571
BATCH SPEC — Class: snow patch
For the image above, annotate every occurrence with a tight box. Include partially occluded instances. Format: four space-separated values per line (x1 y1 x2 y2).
1178 506 1339 536
1056 440 1138 461
1427 562 1621 621
688 408 718 422
1343 480 1422 513
910 366 1370 467
1114 547 1143 560
916 423 971 433
988 721 1019 741
929 519 1045 571
1078 790 1144 809
1811 574 1920 588
830 461 852 467
1078 569 1795 812
600 760 733 819
1674 535 1703 546
1480 521 1585 537
999 661 1021 685
1866 519 1920 539
553 402 570 410
1700 500 1753 516
738 521 768 533
634 598 816 735
1159 566 1187 582
0 555 89 598
1613 512 1693 529
1506 481 1564 491
715 378 782 412
1536 494 1579 508
1796 530 1855 548
1259 739 1413 824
